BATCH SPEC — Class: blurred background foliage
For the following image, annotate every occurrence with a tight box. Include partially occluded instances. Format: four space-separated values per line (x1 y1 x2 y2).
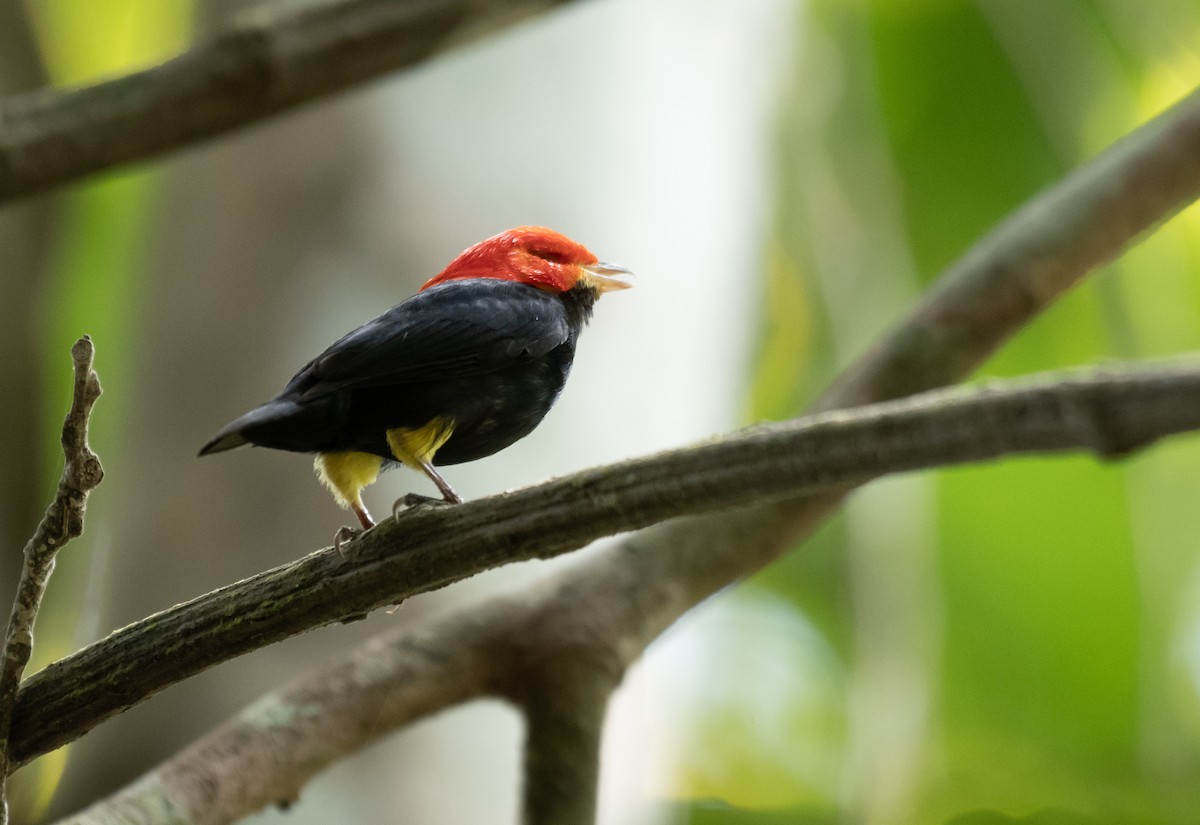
2 1 1200 824
710 1 1200 824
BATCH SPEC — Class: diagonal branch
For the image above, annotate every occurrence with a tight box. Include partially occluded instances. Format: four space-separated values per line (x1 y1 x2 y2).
0 0 582 203
18 360 1200 784
0 337 102 824
49 361 1200 824
11 83 1200 777
505 83 1200 821
601 83 1200 657
817 84 1200 412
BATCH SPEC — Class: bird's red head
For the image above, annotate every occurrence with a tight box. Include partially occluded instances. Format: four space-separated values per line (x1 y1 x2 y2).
420 226 633 294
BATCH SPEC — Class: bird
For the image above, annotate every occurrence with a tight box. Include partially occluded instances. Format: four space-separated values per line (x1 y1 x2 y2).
199 226 632 532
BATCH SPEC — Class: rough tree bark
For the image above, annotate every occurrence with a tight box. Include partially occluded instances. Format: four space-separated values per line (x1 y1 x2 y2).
12 360 1200 778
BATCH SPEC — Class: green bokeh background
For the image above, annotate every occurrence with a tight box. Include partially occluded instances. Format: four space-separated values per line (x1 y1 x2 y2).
682 2 1200 824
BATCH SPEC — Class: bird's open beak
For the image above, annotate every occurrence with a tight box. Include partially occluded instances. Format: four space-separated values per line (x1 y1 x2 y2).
582 261 634 293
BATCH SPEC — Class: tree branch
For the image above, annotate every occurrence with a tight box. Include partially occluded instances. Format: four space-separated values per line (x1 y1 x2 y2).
596 83 1200 667
16 361 1200 786
12 85 1200 779
45 359 1200 823
54 602 501 824
24 80 1200 822
817 84 1200 412
516 654 617 825
50 574 619 825
0 337 102 824
0 0 582 203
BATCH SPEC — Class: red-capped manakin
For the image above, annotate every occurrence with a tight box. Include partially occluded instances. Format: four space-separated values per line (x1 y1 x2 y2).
199 227 632 530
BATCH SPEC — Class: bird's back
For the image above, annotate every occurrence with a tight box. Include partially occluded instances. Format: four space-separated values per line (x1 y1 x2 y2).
203 279 593 464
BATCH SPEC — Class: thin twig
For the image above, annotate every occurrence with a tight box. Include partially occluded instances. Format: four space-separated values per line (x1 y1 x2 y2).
0 0 581 203
0 337 102 824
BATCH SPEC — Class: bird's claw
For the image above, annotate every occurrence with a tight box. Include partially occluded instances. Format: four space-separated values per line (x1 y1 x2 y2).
392 493 456 521
333 525 362 557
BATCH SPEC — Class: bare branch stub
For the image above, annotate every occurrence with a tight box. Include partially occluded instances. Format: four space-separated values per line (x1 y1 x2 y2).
0 336 103 823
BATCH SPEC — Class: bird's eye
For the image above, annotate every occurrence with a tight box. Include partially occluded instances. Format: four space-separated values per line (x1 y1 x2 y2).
531 248 568 264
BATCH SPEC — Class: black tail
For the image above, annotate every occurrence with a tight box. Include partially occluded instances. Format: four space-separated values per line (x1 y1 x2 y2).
198 429 250 456
198 397 340 457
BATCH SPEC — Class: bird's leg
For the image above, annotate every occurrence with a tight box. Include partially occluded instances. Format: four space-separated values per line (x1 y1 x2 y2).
352 500 376 530
334 500 375 557
420 460 464 504
391 462 463 521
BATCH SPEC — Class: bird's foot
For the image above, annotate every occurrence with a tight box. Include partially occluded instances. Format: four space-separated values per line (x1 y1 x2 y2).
392 492 458 521
333 525 362 557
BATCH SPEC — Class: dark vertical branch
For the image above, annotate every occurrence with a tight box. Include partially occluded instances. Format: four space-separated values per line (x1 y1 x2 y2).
515 654 621 825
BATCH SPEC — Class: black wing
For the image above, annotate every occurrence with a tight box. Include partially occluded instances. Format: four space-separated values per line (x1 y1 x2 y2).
286 279 571 399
